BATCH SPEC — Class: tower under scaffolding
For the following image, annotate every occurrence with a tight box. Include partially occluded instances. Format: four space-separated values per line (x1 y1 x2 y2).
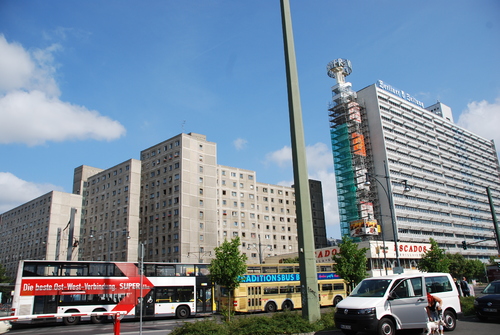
327 59 375 238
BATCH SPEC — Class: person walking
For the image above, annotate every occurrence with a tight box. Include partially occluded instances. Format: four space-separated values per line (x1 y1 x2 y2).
460 277 470 297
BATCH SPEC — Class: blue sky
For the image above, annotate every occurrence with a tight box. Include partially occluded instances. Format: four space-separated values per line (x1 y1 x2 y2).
1 0 499 239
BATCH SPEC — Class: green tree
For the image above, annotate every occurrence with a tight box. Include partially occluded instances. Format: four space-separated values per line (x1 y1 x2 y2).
331 236 368 293
418 238 450 273
0 263 12 303
208 237 247 321
445 253 467 279
281 256 299 263
466 259 485 281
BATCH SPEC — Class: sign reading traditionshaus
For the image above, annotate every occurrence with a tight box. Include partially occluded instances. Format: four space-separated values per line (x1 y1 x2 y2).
377 80 425 108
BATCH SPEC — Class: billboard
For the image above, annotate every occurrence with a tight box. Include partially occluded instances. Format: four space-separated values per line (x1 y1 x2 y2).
350 219 379 237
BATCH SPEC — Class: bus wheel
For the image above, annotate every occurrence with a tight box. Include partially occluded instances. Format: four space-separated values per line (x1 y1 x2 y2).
63 312 81 326
333 295 343 306
176 305 190 319
265 302 277 313
282 300 293 311
91 309 108 324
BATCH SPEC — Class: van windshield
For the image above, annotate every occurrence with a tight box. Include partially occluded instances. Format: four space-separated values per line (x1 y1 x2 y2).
350 279 392 297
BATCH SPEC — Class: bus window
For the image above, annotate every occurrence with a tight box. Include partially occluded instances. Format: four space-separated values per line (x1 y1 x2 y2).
295 286 301 293
195 264 210 276
322 284 333 291
279 286 294 294
263 286 278 295
247 266 261 273
318 265 333 272
61 264 89 276
22 264 37 276
177 265 191 276
278 265 294 273
144 264 156 276
156 265 175 277
262 266 278 274
334 283 345 291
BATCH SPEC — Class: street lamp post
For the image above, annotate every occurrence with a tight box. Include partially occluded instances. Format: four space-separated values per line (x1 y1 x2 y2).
247 235 273 264
365 161 410 274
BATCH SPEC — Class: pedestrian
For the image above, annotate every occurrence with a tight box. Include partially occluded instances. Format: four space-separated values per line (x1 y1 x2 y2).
454 278 461 296
426 293 444 335
460 277 470 297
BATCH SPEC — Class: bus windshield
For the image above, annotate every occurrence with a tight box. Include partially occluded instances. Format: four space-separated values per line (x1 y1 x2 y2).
350 279 392 297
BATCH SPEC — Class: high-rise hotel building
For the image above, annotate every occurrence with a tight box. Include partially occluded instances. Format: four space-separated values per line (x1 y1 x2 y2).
327 59 500 262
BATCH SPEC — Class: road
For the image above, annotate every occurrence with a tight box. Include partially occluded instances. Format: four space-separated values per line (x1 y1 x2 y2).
5 314 500 335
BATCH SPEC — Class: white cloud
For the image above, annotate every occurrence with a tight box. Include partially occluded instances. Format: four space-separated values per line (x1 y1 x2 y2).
233 138 248 150
0 172 62 213
0 34 125 146
265 146 292 168
457 98 500 147
0 90 126 145
268 142 340 238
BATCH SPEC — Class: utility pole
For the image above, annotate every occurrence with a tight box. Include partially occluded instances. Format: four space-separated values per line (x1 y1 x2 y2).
486 187 500 253
280 0 320 322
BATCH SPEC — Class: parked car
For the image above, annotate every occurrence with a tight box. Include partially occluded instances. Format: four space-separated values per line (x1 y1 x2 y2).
334 273 461 335
0 320 11 334
474 280 500 321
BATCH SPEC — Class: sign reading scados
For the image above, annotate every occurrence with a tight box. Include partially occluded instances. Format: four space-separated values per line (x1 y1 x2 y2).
377 80 425 108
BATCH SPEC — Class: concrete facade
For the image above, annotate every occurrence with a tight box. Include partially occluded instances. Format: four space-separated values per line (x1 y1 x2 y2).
0 191 82 279
74 159 142 262
353 82 500 261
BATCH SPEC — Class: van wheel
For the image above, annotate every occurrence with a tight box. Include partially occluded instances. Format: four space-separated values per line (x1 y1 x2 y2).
443 310 456 331
378 318 395 335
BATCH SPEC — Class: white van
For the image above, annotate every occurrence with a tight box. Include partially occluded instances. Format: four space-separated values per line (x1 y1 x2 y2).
334 273 461 335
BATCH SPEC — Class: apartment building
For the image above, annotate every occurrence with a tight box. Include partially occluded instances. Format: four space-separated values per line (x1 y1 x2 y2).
74 160 141 262
0 191 82 279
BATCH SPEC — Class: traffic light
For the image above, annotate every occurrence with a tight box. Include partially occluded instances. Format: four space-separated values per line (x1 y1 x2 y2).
461 241 467 250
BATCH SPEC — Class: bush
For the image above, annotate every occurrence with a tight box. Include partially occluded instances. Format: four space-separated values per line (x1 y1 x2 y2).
271 311 318 334
460 296 475 316
314 309 335 331
169 318 229 335
228 315 280 335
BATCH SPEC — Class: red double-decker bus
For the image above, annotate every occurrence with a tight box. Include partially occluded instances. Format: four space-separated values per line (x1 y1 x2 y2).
10 260 213 325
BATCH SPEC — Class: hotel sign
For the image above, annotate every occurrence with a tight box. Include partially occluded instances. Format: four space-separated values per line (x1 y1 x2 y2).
377 80 425 108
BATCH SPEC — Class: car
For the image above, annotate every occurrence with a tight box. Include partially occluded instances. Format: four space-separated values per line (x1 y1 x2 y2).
474 280 500 321
0 320 11 334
